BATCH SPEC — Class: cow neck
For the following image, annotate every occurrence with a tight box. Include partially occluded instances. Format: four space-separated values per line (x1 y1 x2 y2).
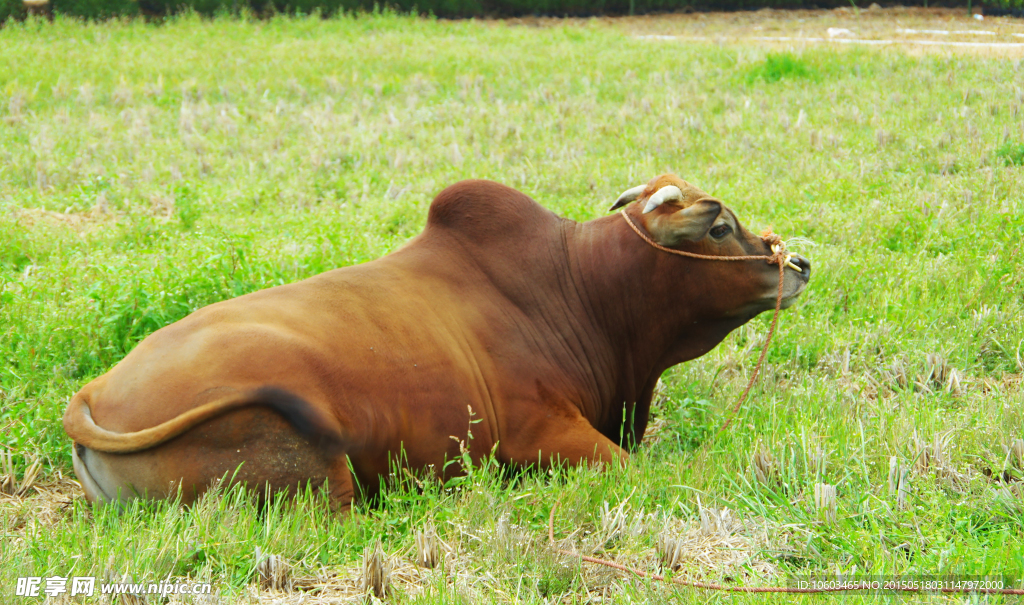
563 211 747 433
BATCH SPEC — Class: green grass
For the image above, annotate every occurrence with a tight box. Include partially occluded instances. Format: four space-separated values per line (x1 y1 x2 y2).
997 140 1024 167
743 52 819 83
2 13 1024 603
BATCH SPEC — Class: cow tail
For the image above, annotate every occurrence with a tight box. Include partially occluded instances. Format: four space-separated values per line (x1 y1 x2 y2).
63 386 348 456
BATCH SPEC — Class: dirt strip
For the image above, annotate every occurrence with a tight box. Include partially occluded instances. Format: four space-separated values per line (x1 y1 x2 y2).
637 33 1024 51
507 7 1024 56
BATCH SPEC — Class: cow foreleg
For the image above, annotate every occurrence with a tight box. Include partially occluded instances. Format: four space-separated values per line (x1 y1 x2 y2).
503 414 627 469
326 455 355 514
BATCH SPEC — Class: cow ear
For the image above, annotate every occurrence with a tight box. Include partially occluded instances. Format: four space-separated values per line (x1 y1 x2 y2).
648 199 722 246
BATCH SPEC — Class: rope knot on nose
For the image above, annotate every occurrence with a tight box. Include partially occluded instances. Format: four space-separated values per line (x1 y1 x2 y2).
761 229 798 270
760 230 783 251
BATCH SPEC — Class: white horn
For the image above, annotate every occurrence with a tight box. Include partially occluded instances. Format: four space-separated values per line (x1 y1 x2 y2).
608 185 646 211
642 185 683 214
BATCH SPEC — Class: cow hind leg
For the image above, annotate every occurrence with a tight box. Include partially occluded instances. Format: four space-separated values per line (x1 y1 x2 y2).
71 406 355 512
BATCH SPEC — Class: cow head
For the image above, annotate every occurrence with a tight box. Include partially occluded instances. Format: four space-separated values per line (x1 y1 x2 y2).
610 174 811 320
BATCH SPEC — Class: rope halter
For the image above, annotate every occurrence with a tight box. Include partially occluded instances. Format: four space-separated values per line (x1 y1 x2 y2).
618 207 798 434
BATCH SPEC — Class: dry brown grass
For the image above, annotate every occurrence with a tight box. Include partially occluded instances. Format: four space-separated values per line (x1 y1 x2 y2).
9 206 110 231
557 7 1024 57
0 470 82 539
235 497 789 604
653 504 781 581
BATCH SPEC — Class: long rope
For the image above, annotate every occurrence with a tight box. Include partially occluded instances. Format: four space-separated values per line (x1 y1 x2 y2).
619 209 787 433
547 211 1023 594
542 211 1022 595
547 503 1024 595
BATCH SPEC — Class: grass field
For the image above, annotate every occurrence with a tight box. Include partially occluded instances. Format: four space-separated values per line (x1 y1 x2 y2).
2 11 1024 603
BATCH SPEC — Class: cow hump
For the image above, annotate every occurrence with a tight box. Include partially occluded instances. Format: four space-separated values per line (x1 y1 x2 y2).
425 179 557 240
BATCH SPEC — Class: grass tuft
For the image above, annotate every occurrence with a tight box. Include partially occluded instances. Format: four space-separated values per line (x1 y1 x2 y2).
744 52 817 84
996 141 1024 166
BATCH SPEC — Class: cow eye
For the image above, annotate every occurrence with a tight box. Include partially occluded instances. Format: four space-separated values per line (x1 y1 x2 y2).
709 224 732 239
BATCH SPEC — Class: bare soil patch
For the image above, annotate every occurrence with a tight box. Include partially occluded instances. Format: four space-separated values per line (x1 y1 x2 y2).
509 7 1024 55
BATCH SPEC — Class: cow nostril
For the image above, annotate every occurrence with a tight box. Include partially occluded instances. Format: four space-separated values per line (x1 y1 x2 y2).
792 255 811 273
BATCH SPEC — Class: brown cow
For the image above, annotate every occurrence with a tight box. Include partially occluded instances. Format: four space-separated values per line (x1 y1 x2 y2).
63 174 810 510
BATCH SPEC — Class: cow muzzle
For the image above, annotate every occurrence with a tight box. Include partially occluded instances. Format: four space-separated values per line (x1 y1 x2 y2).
779 253 811 307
